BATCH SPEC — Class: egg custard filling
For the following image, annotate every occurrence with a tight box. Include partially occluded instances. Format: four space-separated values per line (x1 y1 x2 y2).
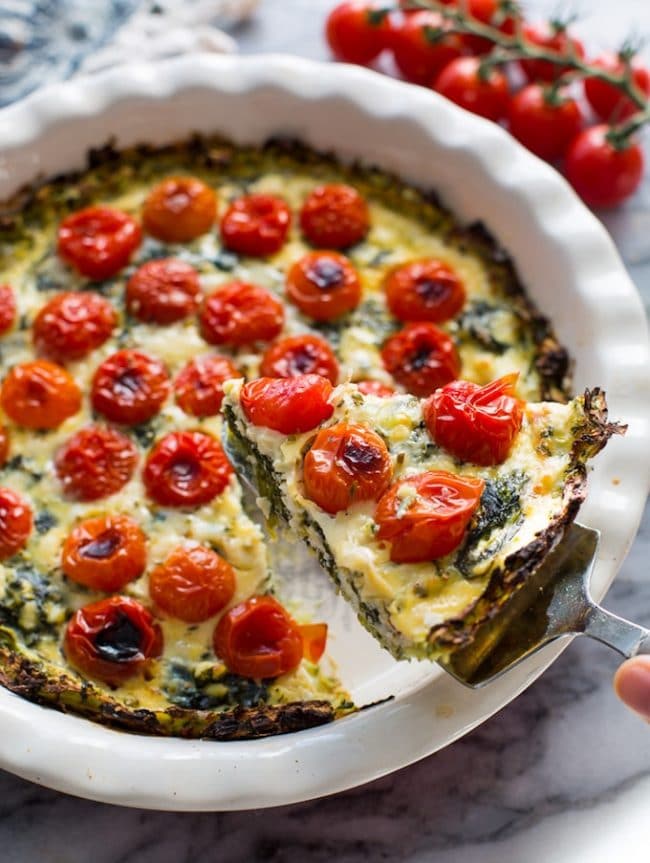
0 136 617 737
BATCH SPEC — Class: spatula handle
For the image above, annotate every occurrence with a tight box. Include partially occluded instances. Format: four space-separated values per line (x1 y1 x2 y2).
584 604 650 659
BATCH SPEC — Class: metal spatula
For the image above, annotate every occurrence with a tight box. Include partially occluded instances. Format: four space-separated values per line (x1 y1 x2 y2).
440 523 650 688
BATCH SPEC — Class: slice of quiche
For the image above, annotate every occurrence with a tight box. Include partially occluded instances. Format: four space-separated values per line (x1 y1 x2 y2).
223 375 620 661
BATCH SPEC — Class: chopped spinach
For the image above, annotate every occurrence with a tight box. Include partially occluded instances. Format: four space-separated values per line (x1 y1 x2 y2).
164 662 268 710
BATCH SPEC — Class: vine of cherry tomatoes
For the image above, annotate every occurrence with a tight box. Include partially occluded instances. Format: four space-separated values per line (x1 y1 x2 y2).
325 1 649 209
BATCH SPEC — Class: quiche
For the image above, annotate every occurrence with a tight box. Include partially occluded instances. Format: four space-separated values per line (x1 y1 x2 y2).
0 135 613 738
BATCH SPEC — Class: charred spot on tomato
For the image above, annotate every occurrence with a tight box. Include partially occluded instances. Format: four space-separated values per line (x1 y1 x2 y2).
305 258 346 291
341 439 385 471
94 611 144 663
79 528 122 561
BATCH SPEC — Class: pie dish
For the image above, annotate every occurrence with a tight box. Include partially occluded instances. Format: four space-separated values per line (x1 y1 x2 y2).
0 54 648 810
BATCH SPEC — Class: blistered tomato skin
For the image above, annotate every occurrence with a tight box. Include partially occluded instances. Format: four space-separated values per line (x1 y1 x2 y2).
303 422 392 514
213 595 304 679
174 354 240 417
384 259 466 324
64 596 163 687
126 259 201 324
33 292 117 362
300 184 369 249
0 488 32 560
241 375 334 435
55 426 138 502
200 282 284 347
220 194 291 257
57 206 142 281
61 515 147 592
260 334 339 384
149 545 236 623
286 251 361 322
381 322 460 397
91 349 170 426
375 471 485 564
299 623 328 663
143 430 233 508
1 360 81 430
142 176 217 243
0 285 16 336
424 374 525 466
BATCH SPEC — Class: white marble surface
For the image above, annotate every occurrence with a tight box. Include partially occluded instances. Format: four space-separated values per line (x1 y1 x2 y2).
1 0 649 859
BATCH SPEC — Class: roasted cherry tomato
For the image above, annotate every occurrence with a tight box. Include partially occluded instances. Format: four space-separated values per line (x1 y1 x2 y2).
55 426 138 501
300 184 369 249
142 176 217 243
0 285 16 336
57 206 141 281
149 544 236 623
220 194 291 257
434 57 509 122
143 430 233 507
61 515 147 592
391 10 464 86
520 22 585 83
64 596 163 686
0 487 32 560
260 334 339 384
126 258 201 324
375 470 484 563
585 52 650 122
325 1 392 65
424 374 524 466
565 125 644 209
507 85 583 162
1 360 81 430
200 282 284 347
459 0 517 54
381 322 460 397
91 349 170 426
174 354 239 417
303 422 392 515
33 291 116 362
299 622 328 663
0 427 9 467
286 251 361 322
213 595 304 679
355 379 395 398
384 259 465 324
241 375 334 434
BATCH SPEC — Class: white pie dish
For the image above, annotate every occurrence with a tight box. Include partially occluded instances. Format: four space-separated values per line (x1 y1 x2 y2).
0 53 648 811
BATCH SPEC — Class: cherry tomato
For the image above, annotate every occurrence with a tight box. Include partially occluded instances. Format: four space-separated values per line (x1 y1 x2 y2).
434 57 509 122
585 52 650 122
326 1 392 65
55 426 138 501
91 349 170 426
57 206 141 281
61 515 146 592
241 375 334 435
213 595 303 679
384 259 466 323
392 10 464 86
300 184 369 249
142 176 217 243
33 291 116 362
303 422 392 515
260 334 339 384
507 85 583 161
0 428 9 467
143 430 233 508
375 470 484 563
149 544 236 623
381 322 460 397
220 193 291 257
0 487 32 560
299 623 328 663
126 258 201 324
459 0 518 54
520 22 585 83
200 282 284 347
424 374 524 466
564 125 644 209
174 354 239 417
0 285 16 336
1 360 81 430
355 379 395 398
286 251 361 322
64 596 163 686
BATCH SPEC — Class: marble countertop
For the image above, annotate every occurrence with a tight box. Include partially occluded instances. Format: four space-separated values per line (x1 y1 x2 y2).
0 1 649 860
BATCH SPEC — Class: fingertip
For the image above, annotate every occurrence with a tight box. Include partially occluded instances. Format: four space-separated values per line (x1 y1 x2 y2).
614 655 650 720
